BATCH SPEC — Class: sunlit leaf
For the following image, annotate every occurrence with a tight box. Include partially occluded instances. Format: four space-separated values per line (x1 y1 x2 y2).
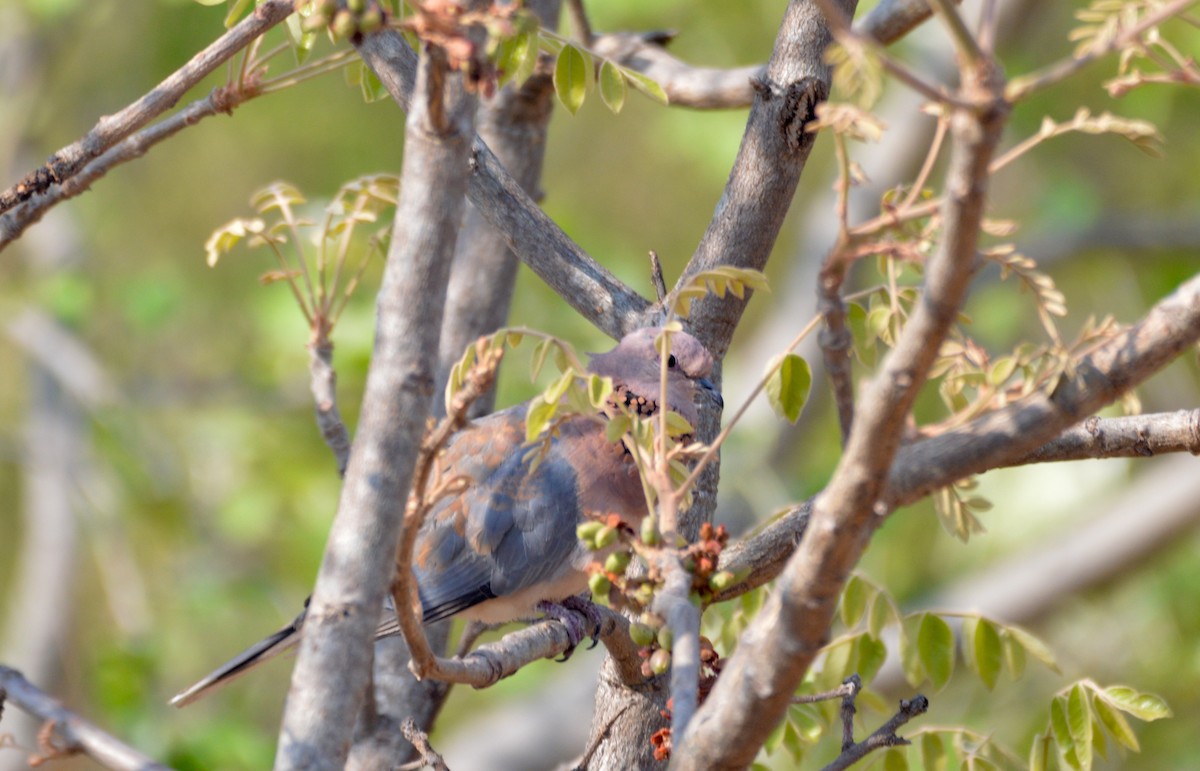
920 732 948 771
1068 684 1094 770
599 59 627 113
554 44 589 115
765 353 811 424
971 618 1002 690
621 66 668 104
839 575 870 630
1093 695 1139 752
917 613 955 691
1098 686 1172 722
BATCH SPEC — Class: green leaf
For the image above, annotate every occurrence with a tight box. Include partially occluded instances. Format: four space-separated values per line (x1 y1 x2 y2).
971 618 1002 690
1007 625 1060 673
530 338 551 380
1093 695 1139 752
599 59 627 113
917 613 955 691
920 732 947 771
621 66 669 104
1029 733 1052 771
840 574 869 629
514 31 538 85
1000 628 1026 680
1098 686 1172 722
1067 684 1094 770
205 218 266 266
765 354 811 424
588 374 613 409
525 397 558 442
868 590 898 638
819 637 854 688
605 414 631 444
223 0 253 27
854 634 887 683
1051 696 1081 771
663 411 694 438
553 44 589 115
360 67 386 103
882 747 908 771
899 615 925 688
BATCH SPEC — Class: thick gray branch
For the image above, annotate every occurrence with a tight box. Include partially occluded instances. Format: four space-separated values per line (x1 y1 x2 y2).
673 45 1006 770
1002 409 1200 466
0 667 168 770
273 41 477 771
355 29 649 341
680 0 858 360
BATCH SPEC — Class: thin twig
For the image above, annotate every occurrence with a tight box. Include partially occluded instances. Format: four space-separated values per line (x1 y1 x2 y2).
308 339 353 476
566 0 594 47
400 717 450 771
1007 0 1199 99
822 694 929 771
649 250 668 303
0 666 168 771
926 0 985 67
0 0 294 219
819 251 856 446
793 677 859 705
394 338 505 679
838 674 862 751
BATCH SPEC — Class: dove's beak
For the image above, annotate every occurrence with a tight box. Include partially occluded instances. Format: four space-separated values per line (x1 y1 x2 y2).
698 377 724 409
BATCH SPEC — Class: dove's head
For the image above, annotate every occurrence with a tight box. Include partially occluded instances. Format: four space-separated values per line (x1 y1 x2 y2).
587 327 722 426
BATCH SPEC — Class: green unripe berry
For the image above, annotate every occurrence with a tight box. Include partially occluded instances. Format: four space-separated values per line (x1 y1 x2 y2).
629 622 656 647
347 0 366 13
576 521 604 545
657 625 674 651
330 9 356 39
604 550 632 575
359 6 383 34
594 525 619 550
708 570 736 592
588 573 611 597
640 517 660 546
649 648 671 675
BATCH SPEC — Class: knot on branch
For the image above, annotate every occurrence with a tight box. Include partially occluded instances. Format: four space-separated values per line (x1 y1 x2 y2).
751 75 827 153
0 164 58 213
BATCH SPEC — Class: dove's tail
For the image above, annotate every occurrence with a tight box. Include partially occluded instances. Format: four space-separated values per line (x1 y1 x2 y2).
170 608 305 708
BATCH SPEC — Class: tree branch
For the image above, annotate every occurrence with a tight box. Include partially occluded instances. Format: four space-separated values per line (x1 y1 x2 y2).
1001 409 1200 466
821 693 929 771
888 273 1200 506
672 30 1008 767
274 33 478 771
590 0 959 111
0 61 284 251
680 0 858 360
354 28 650 342
0 667 168 771
0 0 294 222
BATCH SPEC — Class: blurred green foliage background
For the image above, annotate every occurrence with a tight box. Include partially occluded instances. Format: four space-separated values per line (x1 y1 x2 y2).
1 0 1198 768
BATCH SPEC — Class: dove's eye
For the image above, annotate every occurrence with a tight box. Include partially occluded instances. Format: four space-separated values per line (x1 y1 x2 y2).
667 354 677 368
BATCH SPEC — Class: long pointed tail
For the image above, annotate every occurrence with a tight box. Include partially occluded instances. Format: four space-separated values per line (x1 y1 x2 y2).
170 608 304 708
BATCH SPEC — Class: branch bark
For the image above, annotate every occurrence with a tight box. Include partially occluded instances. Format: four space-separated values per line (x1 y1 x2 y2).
0 667 168 770
590 0 958 111
273 34 478 771
0 0 294 224
355 29 650 342
672 29 1007 767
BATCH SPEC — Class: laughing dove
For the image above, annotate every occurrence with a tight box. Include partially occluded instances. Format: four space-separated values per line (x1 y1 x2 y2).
171 327 720 707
